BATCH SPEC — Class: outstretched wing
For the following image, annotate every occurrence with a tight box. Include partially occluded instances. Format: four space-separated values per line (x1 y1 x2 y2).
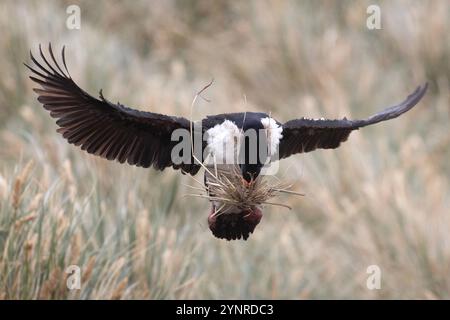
278 83 428 159
25 44 200 175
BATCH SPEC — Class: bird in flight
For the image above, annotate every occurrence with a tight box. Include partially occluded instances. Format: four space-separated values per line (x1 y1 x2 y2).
26 44 428 241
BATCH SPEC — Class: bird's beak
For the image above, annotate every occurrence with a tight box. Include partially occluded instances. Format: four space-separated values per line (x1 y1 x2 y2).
241 178 254 188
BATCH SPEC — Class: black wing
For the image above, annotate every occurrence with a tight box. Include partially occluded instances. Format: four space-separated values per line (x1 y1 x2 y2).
202 112 270 129
25 44 200 175
278 83 428 159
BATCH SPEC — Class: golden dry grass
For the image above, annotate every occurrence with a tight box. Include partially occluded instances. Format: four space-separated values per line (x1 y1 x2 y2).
192 164 301 213
0 0 449 299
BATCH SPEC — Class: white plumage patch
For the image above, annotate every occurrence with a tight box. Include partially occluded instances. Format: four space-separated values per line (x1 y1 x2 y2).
206 120 242 164
260 117 283 156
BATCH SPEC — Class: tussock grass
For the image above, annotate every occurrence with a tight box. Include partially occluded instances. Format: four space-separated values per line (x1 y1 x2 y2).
0 0 449 299
0 159 199 299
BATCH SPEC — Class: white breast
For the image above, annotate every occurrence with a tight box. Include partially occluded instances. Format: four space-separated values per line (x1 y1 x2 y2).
205 120 242 165
260 117 283 156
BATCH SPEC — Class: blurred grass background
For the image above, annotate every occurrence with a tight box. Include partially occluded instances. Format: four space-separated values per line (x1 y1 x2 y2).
0 0 449 299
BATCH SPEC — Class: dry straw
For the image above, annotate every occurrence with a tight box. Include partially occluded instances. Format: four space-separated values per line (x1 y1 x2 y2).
187 165 303 215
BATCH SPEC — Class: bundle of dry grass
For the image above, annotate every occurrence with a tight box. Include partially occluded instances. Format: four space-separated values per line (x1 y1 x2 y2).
188 165 303 214
186 165 304 240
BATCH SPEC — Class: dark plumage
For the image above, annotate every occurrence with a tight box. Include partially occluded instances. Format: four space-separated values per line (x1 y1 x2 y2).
25 44 200 175
26 44 428 241
279 85 428 159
